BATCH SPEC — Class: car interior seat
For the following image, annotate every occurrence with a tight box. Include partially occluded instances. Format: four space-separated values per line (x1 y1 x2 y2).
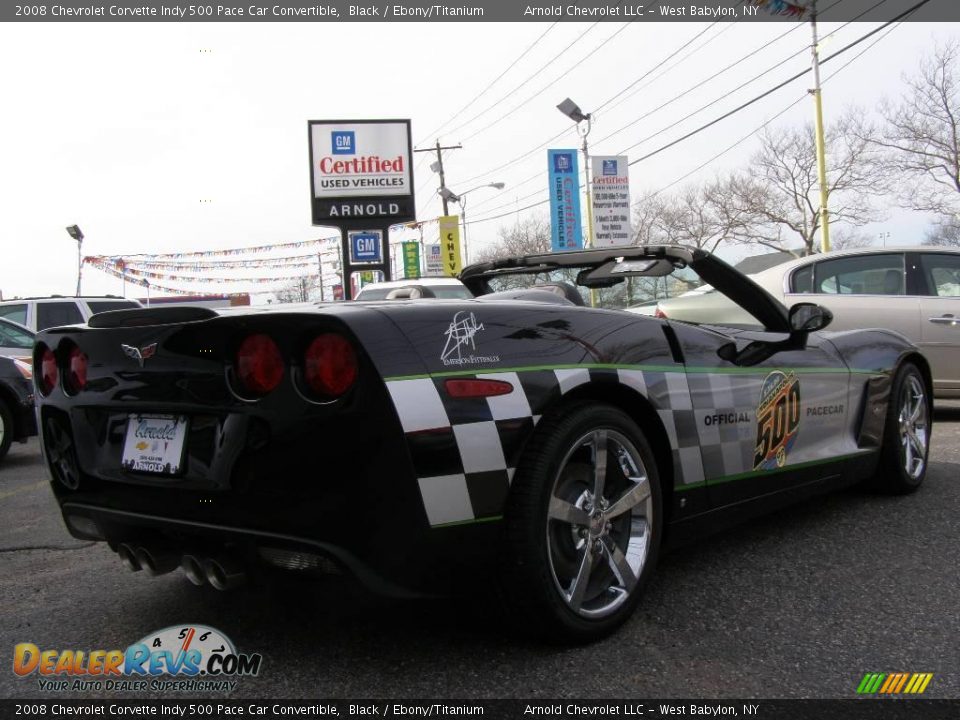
533 281 586 306
882 269 903 295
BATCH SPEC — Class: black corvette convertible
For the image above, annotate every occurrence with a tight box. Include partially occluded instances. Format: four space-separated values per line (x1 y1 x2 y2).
33 246 932 641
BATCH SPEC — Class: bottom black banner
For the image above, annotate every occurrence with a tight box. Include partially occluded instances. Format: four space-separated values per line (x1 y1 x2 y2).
1 700 959 720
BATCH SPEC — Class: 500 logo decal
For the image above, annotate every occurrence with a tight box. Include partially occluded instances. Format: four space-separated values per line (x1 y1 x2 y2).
13 625 262 693
753 371 800 470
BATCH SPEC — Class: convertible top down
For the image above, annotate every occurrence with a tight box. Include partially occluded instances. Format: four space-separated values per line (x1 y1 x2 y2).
34 245 932 641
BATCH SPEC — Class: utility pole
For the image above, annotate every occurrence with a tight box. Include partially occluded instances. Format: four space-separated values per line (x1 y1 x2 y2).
809 0 832 253
414 140 462 215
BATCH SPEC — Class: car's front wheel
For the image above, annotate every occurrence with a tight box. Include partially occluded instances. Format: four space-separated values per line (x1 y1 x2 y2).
500 402 662 643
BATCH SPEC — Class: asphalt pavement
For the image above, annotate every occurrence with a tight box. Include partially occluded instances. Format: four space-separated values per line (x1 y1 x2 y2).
1 403 958 700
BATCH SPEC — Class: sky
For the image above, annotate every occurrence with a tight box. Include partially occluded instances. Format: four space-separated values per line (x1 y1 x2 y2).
0 19 955 302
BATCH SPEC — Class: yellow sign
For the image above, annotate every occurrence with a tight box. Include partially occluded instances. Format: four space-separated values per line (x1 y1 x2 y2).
439 215 462 277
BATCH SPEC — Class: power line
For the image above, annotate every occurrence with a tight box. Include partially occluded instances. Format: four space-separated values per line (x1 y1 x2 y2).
438 23 603 140
644 18 908 203
461 2 928 229
415 23 559 145
461 22 635 143
453 22 720 191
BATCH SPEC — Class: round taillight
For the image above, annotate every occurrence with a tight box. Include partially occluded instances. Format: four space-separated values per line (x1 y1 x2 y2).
38 345 58 396
303 333 357 398
235 334 284 396
64 344 88 394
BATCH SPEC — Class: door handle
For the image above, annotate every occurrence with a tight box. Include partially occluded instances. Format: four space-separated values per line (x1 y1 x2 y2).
928 315 958 325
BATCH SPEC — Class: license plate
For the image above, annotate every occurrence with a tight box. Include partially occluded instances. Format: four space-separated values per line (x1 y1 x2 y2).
121 414 188 475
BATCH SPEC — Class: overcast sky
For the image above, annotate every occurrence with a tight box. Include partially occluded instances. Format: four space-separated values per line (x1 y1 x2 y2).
0 20 953 301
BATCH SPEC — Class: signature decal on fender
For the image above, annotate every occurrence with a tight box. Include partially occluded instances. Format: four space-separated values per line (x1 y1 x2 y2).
754 371 800 470
440 311 500 367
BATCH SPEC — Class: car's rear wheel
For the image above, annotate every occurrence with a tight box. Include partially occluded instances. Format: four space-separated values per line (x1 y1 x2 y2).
0 399 12 463
871 362 930 494
500 402 661 643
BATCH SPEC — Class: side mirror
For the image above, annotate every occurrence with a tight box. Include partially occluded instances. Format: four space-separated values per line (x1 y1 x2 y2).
789 302 833 334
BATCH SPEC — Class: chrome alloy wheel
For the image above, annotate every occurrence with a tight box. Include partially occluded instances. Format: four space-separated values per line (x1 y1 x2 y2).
898 374 928 481
546 429 653 619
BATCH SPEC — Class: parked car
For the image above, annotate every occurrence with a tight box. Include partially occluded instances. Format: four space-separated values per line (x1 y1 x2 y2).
353 277 473 301
33 245 930 642
0 317 35 361
654 247 960 398
0 355 37 464
0 296 142 333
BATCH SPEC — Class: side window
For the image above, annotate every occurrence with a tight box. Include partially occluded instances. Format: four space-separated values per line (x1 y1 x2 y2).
790 265 813 293
36 302 84 330
812 254 905 295
0 321 34 348
918 254 960 297
0 304 28 325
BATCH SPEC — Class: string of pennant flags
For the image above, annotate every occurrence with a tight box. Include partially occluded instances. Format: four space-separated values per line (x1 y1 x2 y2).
83 236 346 294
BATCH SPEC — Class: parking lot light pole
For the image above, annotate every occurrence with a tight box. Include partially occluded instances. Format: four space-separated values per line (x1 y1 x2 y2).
441 182 506 266
66 225 84 296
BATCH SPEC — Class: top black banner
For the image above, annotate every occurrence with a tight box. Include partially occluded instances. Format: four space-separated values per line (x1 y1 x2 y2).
3 0 957 22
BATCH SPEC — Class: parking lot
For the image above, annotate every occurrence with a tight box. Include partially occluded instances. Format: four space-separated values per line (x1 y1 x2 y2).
1 402 957 700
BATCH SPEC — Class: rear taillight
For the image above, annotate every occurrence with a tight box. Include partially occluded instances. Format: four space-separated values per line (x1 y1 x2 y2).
303 333 357 398
235 334 284 396
37 345 58 396
654 307 667 319
444 379 513 399
64 343 88 394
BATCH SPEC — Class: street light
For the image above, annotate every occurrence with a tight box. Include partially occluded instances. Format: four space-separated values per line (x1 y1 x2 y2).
556 97 595 251
65 225 84 296
440 182 506 265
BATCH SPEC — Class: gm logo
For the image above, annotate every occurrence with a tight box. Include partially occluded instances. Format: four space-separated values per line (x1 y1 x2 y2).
553 152 574 174
602 159 617 176
332 131 355 155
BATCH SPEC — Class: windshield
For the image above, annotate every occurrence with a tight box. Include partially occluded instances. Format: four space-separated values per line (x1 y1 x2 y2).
355 285 473 300
481 265 707 310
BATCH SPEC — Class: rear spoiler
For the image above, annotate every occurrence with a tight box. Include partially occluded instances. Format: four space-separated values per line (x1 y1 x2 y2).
87 307 218 329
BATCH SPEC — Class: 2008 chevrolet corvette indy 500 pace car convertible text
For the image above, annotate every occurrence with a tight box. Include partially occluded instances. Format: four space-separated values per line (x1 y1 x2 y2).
34 246 932 642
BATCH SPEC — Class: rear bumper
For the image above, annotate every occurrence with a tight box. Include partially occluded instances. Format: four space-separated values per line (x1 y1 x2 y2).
62 502 429 598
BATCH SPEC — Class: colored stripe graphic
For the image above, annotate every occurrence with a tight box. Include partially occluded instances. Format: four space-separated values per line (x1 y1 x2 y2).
857 673 933 694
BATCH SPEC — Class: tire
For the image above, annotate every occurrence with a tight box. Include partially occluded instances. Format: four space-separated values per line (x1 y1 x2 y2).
0 399 12 464
870 362 930 494
499 402 662 643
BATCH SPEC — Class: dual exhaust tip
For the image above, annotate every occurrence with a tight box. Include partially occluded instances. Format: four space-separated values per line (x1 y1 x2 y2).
116 543 245 590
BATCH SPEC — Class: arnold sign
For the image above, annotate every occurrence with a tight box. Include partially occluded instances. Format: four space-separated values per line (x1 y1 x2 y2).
308 119 415 225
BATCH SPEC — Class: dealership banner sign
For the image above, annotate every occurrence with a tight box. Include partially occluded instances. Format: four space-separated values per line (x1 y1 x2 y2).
547 149 583 252
438 216 463 277
590 155 633 247
402 241 420 278
308 119 415 224
425 244 443 275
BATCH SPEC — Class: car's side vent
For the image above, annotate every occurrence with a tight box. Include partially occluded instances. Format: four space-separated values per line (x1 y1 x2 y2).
88 307 218 328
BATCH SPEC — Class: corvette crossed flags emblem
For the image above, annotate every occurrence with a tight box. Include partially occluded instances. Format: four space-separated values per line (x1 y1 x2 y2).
121 343 158 367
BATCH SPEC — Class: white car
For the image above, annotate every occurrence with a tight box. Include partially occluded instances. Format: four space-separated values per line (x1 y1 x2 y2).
0 296 142 332
655 246 960 398
353 277 473 301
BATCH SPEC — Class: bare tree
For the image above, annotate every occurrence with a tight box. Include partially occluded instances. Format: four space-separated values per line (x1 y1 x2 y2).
275 276 314 304
475 215 551 262
829 229 874 251
717 110 886 257
872 39 960 218
926 218 960 247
